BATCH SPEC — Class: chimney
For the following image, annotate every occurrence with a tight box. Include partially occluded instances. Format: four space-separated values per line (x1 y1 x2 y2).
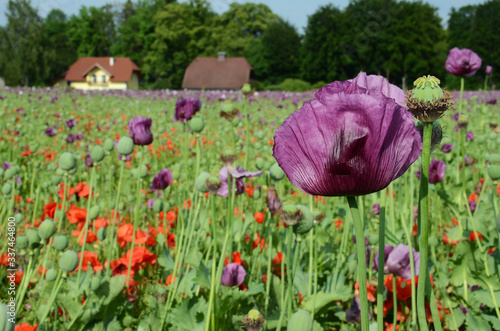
217 51 226 62
110 57 115 66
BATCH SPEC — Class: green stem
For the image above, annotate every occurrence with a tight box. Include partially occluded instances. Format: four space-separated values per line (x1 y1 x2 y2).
417 122 432 331
392 277 397 330
205 195 218 331
56 174 69 233
346 195 369 331
377 191 386 331
38 269 64 327
286 226 293 318
106 159 125 277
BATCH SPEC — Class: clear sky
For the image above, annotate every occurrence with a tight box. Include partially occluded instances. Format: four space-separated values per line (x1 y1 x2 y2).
0 0 490 32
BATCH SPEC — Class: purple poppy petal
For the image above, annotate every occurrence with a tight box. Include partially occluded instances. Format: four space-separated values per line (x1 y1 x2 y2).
386 243 420 279
220 263 246 287
445 47 482 77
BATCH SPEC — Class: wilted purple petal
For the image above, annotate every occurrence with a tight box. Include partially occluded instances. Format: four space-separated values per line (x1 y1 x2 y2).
220 263 246 287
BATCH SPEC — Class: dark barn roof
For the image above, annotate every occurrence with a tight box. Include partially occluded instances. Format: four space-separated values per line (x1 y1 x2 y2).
182 57 252 89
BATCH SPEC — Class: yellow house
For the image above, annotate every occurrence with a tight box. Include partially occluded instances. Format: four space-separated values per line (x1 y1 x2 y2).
64 57 140 90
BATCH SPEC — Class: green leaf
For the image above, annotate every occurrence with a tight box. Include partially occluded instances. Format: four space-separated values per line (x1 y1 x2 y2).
466 312 492 330
158 244 175 271
185 250 203 268
104 316 122 331
246 283 264 295
57 294 81 320
483 314 500 330
193 265 210 289
301 287 352 313
444 308 465 330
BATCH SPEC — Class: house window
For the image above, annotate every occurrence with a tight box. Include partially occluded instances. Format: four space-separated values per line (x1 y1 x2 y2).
92 74 96 84
102 75 106 83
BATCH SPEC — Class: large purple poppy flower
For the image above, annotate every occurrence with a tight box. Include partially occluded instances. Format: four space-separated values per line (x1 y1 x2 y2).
174 98 202 122
129 116 153 146
150 169 173 191
445 47 482 77
217 166 262 197
386 244 420 279
429 158 446 184
273 72 422 197
220 263 246 287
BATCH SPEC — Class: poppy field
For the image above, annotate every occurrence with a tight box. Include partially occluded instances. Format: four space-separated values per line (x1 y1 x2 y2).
2 56 500 331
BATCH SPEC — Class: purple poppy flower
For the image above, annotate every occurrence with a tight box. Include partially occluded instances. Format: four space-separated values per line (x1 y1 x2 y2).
217 166 262 197
66 119 76 128
485 65 492 75
466 131 474 142
76 133 83 140
386 243 420 279
129 116 153 145
220 263 246 287
174 98 202 122
452 112 459 121
346 295 372 324
445 47 482 77
44 127 56 137
468 200 476 213
66 133 76 144
486 98 497 105
150 169 173 191
441 144 454 153
372 203 380 215
429 158 446 184
373 244 395 273
464 155 471 166
85 155 94 167
273 72 422 197
147 199 155 209
118 154 131 161
2 162 11 170
266 187 282 214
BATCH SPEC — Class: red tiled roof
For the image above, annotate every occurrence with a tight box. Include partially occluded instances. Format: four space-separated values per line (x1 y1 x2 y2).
65 57 140 82
182 57 252 89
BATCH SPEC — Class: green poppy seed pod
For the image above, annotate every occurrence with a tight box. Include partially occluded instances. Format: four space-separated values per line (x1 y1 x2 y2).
153 200 164 213
45 268 58 282
242 309 265 330
104 138 114 152
118 202 125 211
293 204 314 235
287 310 313 331
38 219 56 240
253 187 261 199
187 159 194 167
139 164 149 178
255 131 265 140
412 75 443 103
16 236 29 249
26 229 41 246
126 194 135 203
231 116 240 127
58 152 77 171
190 117 205 133
2 183 12 195
488 153 500 163
47 163 57 172
369 233 378 245
51 175 61 185
4 167 18 180
97 227 106 241
428 235 438 247
270 163 286 181
91 277 101 291
90 145 105 163
0 303 15 331
171 170 180 180
221 101 235 112
253 142 263 150
195 172 211 193
53 235 69 251
255 158 264 170
56 167 65 176
89 205 100 220
406 75 453 123
476 135 486 144
241 83 252 95
488 165 500 180
489 133 498 141
117 136 134 156
59 250 79 273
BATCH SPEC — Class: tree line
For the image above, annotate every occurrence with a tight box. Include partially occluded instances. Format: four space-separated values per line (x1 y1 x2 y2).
0 0 498 90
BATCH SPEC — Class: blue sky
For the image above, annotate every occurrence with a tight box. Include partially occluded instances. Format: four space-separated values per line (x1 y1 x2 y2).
0 0 489 32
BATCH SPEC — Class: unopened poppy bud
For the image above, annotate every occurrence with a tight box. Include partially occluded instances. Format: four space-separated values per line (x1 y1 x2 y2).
287 310 313 331
90 145 105 162
4 166 19 180
59 250 79 273
255 131 265 140
53 235 69 251
27 229 41 247
269 163 286 181
255 158 264 170
487 153 500 180
46 269 58 282
14 213 23 225
241 83 252 95
89 205 100 220
2 183 12 195
117 136 134 156
368 233 378 245
38 219 56 240
242 309 265 331
97 227 106 241
190 117 205 133
195 172 211 193
16 236 29 249
153 200 164 213
91 277 101 291
139 164 149 178
59 152 77 171
104 138 114 152
253 142 263 150
406 75 454 123
253 187 261 199
51 175 61 185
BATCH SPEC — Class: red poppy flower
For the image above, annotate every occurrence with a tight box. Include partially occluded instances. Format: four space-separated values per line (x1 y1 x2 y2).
469 231 483 241
74 251 103 272
384 274 416 301
334 219 343 230
42 202 62 220
66 206 87 224
15 323 38 331
254 212 265 224
355 280 376 302
252 232 267 251
117 223 154 249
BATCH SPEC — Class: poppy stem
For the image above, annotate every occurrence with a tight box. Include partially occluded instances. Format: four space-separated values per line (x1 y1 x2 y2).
377 191 386 331
346 195 369 331
417 122 432 331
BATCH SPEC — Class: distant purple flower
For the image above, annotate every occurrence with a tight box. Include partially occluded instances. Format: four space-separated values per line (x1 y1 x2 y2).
217 166 262 197
65 119 76 128
428 158 446 183
85 155 94 167
220 263 246 287
129 116 153 145
174 98 201 122
386 243 420 279
373 244 395 273
373 203 380 215
76 133 83 140
15 177 22 188
485 65 493 75
49 95 59 103
44 127 56 137
147 199 155 209
150 169 173 191
2 162 11 170
486 98 497 105
273 72 422 197
346 295 372 324
459 306 469 315
445 47 482 77
441 144 454 153
66 133 76 144
468 200 476 213
452 112 459 121
466 131 474 142
464 155 471 166
118 154 131 161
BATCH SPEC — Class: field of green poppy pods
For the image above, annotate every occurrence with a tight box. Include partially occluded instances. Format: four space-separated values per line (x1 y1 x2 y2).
1 51 500 331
